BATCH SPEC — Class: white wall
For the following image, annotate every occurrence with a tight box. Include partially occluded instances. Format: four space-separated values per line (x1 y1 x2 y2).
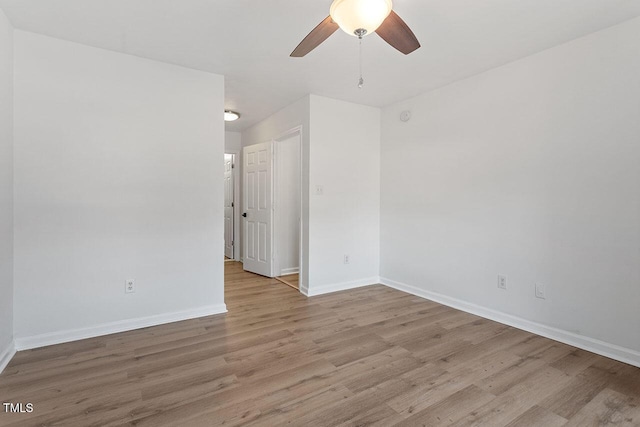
242 97 310 151
274 133 301 276
308 95 381 295
380 17 640 364
13 31 226 347
225 131 241 153
0 7 14 368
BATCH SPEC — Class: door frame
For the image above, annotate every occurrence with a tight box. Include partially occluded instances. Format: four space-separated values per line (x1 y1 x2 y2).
240 125 307 293
272 126 304 291
225 150 241 261
272 128 302 279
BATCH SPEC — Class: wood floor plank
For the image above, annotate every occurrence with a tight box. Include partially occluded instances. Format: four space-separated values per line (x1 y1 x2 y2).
563 388 640 427
539 367 610 419
394 384 496 426
505 405 568 427
386 368 475 416
287 378 413 427
452 366 573 427
0 260 638 426
241 385 353 427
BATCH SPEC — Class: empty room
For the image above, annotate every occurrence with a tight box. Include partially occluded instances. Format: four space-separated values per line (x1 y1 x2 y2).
1 1 639 426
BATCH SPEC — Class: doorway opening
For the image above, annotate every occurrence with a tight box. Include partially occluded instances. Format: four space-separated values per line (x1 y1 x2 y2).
223 152 240 262
241 127 303 292
273 131 301 290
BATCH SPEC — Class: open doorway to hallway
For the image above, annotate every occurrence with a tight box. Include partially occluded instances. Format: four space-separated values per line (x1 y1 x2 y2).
273 131 301 290
224 152 240 262
241 127 303 291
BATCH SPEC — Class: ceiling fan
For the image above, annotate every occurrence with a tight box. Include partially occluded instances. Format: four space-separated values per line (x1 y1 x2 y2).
290 0 420 57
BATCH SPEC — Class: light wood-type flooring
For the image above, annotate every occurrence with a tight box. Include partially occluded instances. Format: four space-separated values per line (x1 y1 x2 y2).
276 273 300 290
1 262 639 426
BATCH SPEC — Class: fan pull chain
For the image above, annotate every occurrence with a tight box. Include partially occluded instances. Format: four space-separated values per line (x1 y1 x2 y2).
358 37 364 89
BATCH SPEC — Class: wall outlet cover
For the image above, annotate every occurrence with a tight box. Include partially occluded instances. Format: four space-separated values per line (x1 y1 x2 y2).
498 275 507 290
535 283 546 299
125 279 135 294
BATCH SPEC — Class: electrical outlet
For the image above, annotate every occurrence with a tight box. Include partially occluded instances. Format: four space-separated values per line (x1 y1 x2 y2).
497 275 507 290
315 185 324 196
535 283 546 299
344 255 350 264
125 279 135 294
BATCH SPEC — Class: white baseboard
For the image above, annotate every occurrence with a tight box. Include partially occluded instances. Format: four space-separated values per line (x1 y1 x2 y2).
380 277 640 368
299 283 310 296
15 304 227 351
0 339 16 374
305 276 380 297
279 267 300 276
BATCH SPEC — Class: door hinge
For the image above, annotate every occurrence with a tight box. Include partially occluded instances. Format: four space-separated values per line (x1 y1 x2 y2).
231 163 235 169
231 202 234 207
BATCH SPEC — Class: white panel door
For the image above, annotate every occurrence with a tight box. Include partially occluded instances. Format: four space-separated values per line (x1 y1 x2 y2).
223 154 234 259
243 142 273 277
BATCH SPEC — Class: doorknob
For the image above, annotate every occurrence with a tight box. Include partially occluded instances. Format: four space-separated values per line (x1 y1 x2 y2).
242 212 247 218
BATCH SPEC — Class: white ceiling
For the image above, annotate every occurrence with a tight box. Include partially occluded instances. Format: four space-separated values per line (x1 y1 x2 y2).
1 0 639 131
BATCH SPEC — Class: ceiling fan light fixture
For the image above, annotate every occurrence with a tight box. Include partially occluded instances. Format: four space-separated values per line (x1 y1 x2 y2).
330 0 392 37
224 110 240 121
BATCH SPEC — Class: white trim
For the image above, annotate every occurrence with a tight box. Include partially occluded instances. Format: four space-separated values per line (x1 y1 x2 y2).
280 267 299 276
305 277 380 297
380 277 640 368
299 283 310 296
15 304 227 351
0 340 16 374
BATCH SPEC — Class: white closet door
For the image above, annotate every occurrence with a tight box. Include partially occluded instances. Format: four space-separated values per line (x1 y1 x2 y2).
242 142 273 277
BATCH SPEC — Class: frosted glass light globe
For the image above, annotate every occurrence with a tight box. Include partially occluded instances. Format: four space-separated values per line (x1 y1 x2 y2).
330 0 393 37
224 110 240 121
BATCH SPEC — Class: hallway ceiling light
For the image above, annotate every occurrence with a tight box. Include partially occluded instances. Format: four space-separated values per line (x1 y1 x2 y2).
224 110 240 121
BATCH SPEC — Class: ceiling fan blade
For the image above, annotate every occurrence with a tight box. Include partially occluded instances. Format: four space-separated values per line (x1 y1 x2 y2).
290 16 339 57
375 10 421 55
